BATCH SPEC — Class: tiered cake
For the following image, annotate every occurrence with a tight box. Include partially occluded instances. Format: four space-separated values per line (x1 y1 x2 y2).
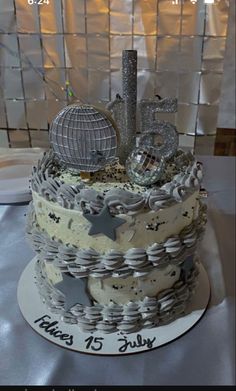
28 105 206 333
26 51 207 334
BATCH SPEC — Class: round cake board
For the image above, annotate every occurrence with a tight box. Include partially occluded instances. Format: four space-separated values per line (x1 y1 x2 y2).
0 150 44 204
17 257 210 356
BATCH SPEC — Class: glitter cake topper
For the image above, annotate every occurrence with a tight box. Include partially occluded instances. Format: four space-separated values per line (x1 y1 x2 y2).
49 51 179 185
139 96 178 134
140 120 179 160
49 104 118 173
107 50 137 164
107 50 179 176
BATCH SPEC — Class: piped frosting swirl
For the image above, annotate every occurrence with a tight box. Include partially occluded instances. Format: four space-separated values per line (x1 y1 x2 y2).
31 150 203 215
35 257 199 334
27 202 207 278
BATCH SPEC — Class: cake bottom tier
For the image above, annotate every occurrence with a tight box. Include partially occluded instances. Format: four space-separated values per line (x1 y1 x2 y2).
35 257 199 334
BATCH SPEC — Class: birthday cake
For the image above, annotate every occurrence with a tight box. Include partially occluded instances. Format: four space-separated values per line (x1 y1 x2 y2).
26 51 207 334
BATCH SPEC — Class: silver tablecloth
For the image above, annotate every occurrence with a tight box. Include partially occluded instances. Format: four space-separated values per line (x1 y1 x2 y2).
0 156 235 386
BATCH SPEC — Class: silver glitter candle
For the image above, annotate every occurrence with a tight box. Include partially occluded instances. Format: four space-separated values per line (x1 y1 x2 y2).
106 50 137 165
121 50 137 164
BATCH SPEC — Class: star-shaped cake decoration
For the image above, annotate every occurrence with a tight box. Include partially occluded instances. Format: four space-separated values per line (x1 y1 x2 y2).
55 273 91 312
83 205 126 241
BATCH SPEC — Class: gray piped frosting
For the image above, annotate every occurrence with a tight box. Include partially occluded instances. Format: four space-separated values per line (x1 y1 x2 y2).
35 257 199 334
27 202 207 278
31 150 203 214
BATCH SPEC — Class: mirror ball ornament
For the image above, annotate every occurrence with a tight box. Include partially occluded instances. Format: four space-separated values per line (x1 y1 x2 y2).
126 146 166 186
49 104 119 172
126 119 178 186
140 120 179 160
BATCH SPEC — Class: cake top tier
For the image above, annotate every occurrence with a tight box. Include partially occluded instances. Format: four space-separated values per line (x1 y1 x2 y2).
31 148 203 214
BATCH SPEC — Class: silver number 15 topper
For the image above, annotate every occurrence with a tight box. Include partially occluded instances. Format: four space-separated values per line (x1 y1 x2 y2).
126 96 179 186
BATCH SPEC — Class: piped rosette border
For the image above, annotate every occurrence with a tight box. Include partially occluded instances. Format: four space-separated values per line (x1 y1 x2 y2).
35 256 199 334
31 150 203 215
27 202 207 279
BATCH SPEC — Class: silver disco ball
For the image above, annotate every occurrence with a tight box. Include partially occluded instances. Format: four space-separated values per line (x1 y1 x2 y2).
49 104 118 172
126 146 166 186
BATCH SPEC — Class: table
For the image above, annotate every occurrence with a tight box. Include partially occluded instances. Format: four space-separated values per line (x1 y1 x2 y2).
0 156 235 386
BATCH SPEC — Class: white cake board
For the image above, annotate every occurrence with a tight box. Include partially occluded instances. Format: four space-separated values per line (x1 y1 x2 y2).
17 257 210 356
0 150 44 204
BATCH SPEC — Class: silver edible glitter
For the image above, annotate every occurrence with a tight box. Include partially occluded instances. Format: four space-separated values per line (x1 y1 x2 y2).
107 50 137 165
122 50 137 163
139 96 177 133
139 120 179 160
49 104 118 172
126 146 166 186
106 93 126 153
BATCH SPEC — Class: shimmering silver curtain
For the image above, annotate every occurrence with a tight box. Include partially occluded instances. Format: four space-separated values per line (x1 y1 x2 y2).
0 0 229 148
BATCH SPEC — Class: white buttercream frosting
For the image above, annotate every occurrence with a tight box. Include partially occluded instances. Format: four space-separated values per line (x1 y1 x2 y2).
32 190 200 252
26 201 206 278
31 149 202 214
35 257 200 334
87 264 181 304
28 149 206 334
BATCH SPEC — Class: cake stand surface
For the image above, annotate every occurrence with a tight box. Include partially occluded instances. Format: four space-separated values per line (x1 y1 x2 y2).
17 257 210 356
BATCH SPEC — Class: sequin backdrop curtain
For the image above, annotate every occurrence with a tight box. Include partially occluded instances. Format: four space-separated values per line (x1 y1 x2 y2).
0 0 229 148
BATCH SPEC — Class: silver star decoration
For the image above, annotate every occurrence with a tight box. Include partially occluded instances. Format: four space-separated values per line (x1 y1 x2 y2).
83 205 126 241
55 273 91 312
